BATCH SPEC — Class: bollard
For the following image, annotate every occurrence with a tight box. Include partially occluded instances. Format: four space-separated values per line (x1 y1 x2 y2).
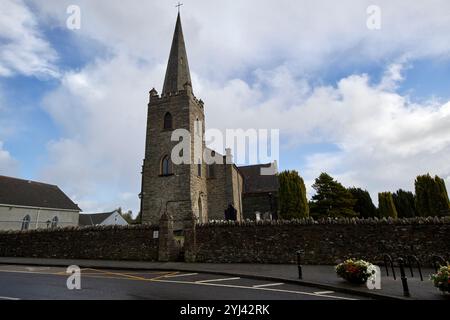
397 258 410 297
296 250 303 280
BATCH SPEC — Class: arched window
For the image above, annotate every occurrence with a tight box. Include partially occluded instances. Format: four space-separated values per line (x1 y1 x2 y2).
51 216 58 229
197 163 202 177
163 112 173 130
161 155 172 176
21 215 30 231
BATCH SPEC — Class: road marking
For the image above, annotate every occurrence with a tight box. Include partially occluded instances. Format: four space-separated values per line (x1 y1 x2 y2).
314 291 335 295
164 272 198 278
152 278 357 300
86 268 165 281
0 267 172 281
252 282 284 288
25 267 51 272
0 296 20 300
196 277 240 283
0 269 59 276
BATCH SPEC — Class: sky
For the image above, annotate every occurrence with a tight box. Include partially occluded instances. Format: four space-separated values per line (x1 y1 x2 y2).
0 0 449 215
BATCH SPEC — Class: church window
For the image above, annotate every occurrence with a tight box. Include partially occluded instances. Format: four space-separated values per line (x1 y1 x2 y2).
163 112 173 130
21 215 31 231
161 155 172 176
197 163 202 177
51 216 59 229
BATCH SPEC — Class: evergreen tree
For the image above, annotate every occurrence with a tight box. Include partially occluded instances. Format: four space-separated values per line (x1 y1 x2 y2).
310 173 357 218
415 174 450 217
348 187 378 218
392 189 417 218
435 176 450 216
378 192 398 219
278 170 309 219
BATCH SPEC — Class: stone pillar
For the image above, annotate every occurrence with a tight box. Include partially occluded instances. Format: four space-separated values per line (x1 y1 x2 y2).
183 212 197 263
158 212 174 262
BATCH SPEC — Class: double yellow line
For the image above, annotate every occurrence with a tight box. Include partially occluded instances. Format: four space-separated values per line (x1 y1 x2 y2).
0 266 177 282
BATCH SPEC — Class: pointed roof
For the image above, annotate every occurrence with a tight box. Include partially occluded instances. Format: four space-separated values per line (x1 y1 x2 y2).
162 13 192 95
0 175 81 211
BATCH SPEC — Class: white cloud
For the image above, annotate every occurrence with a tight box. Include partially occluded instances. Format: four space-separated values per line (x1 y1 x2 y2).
0 141 17 176
30 0 450 80
0 0 59 78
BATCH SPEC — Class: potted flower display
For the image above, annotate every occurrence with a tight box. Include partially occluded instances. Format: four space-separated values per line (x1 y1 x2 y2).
336 259 376 284
430 265 450 294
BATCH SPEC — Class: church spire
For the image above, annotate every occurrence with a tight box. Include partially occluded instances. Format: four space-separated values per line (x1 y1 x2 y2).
162 12 192 95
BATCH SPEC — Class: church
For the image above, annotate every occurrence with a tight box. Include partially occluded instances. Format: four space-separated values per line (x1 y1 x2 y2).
140 13 278 228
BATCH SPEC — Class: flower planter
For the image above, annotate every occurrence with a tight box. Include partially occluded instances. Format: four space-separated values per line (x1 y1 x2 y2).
336 259 375 285
430 265 450 295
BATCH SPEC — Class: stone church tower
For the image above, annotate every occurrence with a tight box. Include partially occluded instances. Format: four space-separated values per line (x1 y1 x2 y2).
140 13 279 228
140 13 208 227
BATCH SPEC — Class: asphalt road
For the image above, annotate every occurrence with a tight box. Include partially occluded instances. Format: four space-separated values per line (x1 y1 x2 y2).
0 264 369 300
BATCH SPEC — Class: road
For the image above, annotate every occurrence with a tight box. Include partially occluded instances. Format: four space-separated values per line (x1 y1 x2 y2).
0 264 370 300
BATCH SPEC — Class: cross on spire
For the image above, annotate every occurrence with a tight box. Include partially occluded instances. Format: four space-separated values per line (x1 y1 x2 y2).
175 2 183 13
162 7 192 95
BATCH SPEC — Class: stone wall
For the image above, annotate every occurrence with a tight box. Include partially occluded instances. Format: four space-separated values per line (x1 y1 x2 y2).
0 224 159 261
191 217 450 265
229 165 244 221
1 216 448 266
207 162 228 221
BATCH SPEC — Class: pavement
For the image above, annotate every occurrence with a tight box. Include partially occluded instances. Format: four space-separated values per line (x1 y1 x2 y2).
0 257 448 300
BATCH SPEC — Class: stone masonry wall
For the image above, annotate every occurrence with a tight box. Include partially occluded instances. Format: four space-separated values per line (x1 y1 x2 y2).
0 225 159 261
192 217 450 266
207 162 228 221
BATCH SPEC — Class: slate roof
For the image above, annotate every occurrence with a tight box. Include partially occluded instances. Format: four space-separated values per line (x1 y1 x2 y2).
78 211 117 226
0 175 81 211
238 163 279 194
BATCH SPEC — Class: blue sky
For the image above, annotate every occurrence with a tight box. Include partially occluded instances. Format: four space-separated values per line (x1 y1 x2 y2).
1 0 449 213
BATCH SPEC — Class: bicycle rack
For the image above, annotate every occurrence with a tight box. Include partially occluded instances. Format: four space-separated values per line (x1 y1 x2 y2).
383 254 396 280
406 255 423 281
431 255 447 272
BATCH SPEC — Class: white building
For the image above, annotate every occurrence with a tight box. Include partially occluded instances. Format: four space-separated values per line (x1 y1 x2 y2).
78 210 129 227
0 175 81 231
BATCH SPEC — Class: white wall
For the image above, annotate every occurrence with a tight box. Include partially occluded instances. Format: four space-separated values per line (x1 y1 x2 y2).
101 211 129 226
0 205 79 231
